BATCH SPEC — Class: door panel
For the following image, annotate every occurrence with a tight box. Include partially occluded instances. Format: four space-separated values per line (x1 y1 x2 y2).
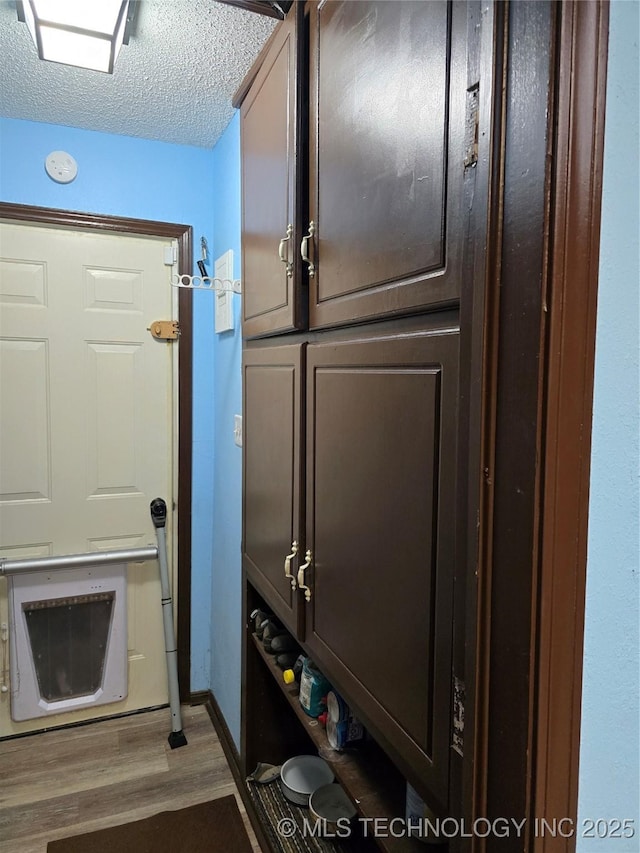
0 222 175 736
0 338 50 503
305 328 459 806
242 344 304 634
308 0 468 328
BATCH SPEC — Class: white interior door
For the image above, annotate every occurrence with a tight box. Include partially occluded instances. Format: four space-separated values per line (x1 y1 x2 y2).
0 221 177 736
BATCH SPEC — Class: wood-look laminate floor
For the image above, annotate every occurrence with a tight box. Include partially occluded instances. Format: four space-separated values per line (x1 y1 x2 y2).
0 704 261 853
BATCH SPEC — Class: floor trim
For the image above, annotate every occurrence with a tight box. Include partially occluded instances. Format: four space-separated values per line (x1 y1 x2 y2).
196 689 272 853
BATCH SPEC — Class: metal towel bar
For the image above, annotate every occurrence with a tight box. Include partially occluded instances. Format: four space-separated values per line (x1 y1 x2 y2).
0 547 158 576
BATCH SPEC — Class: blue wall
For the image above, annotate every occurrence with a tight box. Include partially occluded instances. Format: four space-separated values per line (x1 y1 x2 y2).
208 113 244 750
0 117 216 691
577 2 640 848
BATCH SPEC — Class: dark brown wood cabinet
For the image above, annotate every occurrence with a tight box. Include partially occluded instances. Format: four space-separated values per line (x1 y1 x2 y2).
240 0 488 844
239 2 602 850
242 323 460 851
242 344 304 633
306 0 467 329
241 11 304 337
241 0 475 340
302 327 459 807
242 325 458 808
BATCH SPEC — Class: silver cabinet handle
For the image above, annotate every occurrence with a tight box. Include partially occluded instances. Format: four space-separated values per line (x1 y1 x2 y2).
297 549 312 602
278 223 293 278
300 221 316 278
284 540 298 589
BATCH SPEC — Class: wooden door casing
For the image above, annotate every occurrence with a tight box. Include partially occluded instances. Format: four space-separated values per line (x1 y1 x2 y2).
303 326 459 809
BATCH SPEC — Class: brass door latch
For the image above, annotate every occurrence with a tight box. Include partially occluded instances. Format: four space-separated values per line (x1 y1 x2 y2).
284 540 299 589
147 320 179 340
297 550 313 601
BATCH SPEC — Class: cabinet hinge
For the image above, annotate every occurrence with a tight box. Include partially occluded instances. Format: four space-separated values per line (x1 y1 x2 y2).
452 675 465 756
464 83 480 169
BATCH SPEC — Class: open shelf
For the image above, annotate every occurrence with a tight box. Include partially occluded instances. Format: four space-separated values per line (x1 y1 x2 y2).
251 634 429 853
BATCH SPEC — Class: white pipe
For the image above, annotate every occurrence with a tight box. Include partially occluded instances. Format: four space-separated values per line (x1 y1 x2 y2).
0 547 158 575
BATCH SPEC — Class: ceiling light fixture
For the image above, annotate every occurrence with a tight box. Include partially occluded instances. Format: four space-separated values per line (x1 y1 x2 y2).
16 0 135 74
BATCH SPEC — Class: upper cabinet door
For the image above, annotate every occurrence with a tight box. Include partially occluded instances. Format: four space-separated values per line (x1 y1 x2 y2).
241 11 304 338
307 1 467 329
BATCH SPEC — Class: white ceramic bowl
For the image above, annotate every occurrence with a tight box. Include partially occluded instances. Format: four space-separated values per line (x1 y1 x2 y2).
280 755 334 806
309 783 357 830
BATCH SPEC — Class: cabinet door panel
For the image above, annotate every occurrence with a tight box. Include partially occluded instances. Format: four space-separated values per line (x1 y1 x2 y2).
243 345 304 634
241 13 303 338
305 329 458 805
308 1 468 328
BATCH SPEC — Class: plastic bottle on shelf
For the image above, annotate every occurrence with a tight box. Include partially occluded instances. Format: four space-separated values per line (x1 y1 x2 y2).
282 653 305 685
298 658 331 717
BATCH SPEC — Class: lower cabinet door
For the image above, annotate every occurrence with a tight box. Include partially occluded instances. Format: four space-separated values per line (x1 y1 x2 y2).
242 344 304 635
304 327 459 808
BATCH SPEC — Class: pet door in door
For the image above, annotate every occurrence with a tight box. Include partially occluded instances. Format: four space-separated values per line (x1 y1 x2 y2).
8 565 128 721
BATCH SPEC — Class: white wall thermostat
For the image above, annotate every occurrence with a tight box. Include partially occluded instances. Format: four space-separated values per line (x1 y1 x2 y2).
45 151 78 184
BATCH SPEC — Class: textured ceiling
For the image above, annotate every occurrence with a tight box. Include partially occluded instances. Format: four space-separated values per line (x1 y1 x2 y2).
0 1 277 148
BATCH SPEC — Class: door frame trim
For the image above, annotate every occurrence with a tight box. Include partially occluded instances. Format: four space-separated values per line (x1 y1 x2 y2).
470 2 609 846
534 1 609 844
0 202 193 700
